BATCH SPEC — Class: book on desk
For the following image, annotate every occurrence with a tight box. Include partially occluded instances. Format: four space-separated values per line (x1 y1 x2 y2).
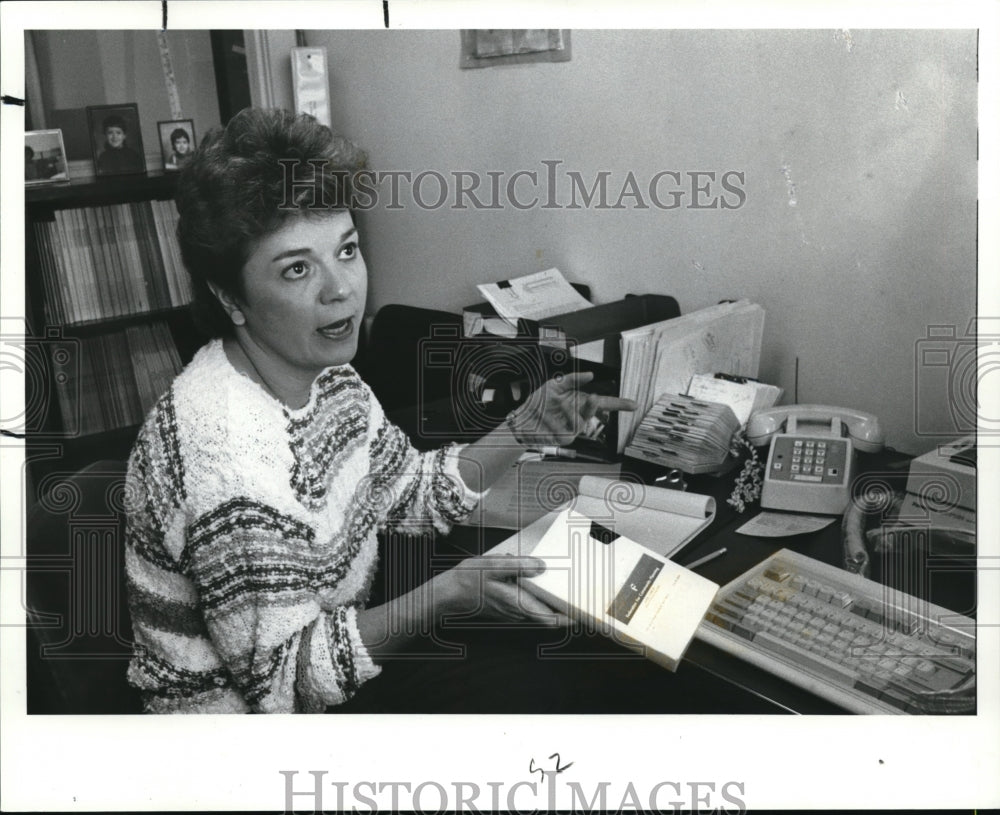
521 508 720 672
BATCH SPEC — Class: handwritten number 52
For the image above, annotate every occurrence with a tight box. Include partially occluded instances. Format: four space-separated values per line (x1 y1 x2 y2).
529 753 574 776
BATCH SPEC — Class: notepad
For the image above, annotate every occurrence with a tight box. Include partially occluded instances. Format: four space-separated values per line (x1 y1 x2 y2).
461 465 715 558
523 508 719 671
456 457 622 530
571 475 715 558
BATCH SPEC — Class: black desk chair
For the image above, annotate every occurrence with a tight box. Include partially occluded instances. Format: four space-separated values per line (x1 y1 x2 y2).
354 304 466 412
25 460 142 714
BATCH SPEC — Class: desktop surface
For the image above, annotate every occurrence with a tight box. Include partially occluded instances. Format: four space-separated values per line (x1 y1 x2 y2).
366 406 977 715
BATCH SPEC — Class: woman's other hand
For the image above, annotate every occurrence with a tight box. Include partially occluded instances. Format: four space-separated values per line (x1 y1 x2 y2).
505 371 637 447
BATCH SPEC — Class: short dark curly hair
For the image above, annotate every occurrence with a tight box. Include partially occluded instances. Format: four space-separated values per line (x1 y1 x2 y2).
102 115 127 133
175 108 367 338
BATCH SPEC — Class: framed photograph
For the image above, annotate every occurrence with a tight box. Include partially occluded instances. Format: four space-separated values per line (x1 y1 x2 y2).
86 103 146 177
157 118 196 171
460 29 572 68
25 129 69 185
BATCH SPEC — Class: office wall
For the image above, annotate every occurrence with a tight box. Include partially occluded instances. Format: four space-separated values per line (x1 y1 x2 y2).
307 29 976 456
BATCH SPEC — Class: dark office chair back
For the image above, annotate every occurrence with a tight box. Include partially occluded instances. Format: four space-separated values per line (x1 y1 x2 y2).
355 304 466 411
26 460 142 714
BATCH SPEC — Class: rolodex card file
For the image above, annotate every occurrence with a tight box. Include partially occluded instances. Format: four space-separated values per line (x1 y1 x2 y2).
522 508 719 671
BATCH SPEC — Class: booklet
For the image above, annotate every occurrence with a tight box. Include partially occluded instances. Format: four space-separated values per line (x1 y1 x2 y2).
522 508 719 671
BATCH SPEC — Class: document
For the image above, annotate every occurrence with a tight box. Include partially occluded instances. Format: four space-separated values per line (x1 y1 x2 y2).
522 508 719 671
735 511 837 537
685 373 783 426
476 267 592 326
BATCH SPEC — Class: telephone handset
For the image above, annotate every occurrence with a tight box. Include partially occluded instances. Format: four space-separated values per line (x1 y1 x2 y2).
748 406 885 515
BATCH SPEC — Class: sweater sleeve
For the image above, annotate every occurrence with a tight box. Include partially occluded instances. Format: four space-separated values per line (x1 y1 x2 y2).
365 397 484 534
183 498 381 713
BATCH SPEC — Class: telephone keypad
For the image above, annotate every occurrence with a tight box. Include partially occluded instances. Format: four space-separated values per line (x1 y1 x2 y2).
767 436 849 485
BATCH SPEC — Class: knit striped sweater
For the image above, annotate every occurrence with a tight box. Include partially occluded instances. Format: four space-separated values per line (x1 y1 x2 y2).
124 339 481 713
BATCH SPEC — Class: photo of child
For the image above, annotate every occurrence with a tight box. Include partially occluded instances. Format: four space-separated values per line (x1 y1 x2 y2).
87 104 146 177
158 119 196 171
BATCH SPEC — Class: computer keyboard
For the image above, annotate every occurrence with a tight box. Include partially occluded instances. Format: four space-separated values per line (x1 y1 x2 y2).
696 549 976 714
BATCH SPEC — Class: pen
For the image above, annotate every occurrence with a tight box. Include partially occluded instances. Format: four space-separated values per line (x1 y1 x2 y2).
531 446 608 463
684 547 727 570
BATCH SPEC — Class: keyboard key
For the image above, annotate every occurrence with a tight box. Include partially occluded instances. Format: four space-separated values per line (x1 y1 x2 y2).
755 631 858 685
764 566 791 583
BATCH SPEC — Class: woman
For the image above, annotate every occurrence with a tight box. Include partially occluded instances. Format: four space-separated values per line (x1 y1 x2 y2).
124 108 634 713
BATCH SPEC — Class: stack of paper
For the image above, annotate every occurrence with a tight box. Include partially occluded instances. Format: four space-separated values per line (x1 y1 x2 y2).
617 300 765 452
625 393 740 473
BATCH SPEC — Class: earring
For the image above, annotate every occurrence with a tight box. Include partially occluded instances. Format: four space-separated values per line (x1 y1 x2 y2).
231 309 246 326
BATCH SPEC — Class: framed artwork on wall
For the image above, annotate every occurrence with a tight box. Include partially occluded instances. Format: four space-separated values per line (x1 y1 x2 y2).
460 29 572 68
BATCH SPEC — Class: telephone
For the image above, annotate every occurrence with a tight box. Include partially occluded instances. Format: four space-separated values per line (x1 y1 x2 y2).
747 406 885 515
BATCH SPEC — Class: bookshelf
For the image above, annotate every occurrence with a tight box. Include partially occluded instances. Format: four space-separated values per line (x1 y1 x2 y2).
24 174 209 496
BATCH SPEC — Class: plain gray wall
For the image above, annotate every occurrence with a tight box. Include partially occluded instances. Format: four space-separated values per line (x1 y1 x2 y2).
307 29 977 456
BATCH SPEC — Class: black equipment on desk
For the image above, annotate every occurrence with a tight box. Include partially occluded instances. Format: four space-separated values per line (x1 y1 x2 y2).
356 293 679 449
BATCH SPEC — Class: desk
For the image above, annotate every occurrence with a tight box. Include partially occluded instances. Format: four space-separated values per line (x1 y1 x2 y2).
343 407 976 715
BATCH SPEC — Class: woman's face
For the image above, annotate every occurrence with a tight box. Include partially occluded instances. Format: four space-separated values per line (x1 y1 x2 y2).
235 210 367 381
174 136 190 154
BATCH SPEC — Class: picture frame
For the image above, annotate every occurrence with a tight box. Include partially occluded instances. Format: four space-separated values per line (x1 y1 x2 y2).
25 129 70 185
460 29 572 69
156 118 196 172
86 103 146 177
